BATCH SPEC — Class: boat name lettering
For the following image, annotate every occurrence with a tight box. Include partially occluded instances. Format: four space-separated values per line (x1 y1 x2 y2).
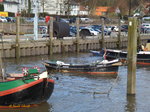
9 104 31 107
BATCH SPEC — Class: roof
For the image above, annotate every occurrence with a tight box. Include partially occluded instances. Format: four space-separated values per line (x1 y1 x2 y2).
80 6 88 11
95 7 110 16
96 7 109 12
3 1 19 4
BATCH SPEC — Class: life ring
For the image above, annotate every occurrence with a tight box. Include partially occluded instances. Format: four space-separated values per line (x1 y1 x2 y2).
22 67 28 75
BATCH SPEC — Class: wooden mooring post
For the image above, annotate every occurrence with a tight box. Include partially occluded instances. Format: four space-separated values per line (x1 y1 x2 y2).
127 17 138 95
101 18 105 49
76 17 80 53
49 17 53 56
15 16 20 59
61 40 65 54
117 18 121 49
137 19 141 47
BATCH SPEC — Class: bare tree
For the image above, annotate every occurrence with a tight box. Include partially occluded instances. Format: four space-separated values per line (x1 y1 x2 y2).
63 0 71 16
28 0 31 14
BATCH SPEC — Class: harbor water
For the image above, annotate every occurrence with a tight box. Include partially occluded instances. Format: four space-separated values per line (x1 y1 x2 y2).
1 53 150 112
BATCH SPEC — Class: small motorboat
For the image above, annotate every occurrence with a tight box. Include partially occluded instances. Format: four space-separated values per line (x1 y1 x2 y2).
43 59 122 77
90 49 150 66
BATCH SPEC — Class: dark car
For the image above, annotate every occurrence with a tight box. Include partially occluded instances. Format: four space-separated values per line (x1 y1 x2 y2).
141 28 150 33
69 26 77 36
69 17 76 23
121 25 128 32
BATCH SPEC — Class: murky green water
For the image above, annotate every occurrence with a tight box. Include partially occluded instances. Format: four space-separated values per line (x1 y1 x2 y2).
0 53 150 112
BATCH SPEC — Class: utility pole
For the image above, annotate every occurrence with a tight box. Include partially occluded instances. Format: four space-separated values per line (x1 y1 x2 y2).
33 0 38 40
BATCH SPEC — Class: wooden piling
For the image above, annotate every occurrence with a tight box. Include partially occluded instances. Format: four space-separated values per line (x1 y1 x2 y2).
137 19 141 47
49 17 53 55
76 17 80 53
127 17 138 95
117 18 121 49
61 40 65 54
101 18 105 49
15 16 20 59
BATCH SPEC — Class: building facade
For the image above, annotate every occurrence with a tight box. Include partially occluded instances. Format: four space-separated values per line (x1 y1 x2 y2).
1 0 88 16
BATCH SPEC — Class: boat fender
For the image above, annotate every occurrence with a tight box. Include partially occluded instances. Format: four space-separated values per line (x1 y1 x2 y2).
100 60 109 64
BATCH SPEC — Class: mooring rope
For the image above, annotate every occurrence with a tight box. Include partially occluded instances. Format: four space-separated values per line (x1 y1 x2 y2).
92 74 120 97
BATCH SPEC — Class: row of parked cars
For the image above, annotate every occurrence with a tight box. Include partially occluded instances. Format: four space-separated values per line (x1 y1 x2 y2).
69 25 120 37
0 16 16 22
141 23 150 33
0 16 45 23
68 23 150 37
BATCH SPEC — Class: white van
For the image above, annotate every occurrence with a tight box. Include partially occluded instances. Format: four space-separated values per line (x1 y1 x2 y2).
141 23 150 28
142 17 150 22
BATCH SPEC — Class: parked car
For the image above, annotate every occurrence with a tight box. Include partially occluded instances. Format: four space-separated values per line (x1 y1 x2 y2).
0 16 7 22
141 27 150 33
121 25 128 32
69 26 77 36
106 25 119 32
60 18 69 23
141 23 150 29
90 25 111 35
79 27 99 37
142 17 150 22
80 18 93 23
5 17 15 22
38 18 45 23
24 18 34 22
39 26 47 34
69 17 76 23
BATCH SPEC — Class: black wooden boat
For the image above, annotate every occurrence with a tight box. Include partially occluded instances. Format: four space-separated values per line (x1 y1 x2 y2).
0 68 54 108
43 59 122 77
90 49 150 65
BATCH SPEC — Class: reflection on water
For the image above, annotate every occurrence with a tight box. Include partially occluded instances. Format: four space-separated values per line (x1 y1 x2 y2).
1 53 150 112
125 95 136 112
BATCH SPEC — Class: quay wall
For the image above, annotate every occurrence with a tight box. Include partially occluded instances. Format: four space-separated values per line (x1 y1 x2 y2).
0 35 149 58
